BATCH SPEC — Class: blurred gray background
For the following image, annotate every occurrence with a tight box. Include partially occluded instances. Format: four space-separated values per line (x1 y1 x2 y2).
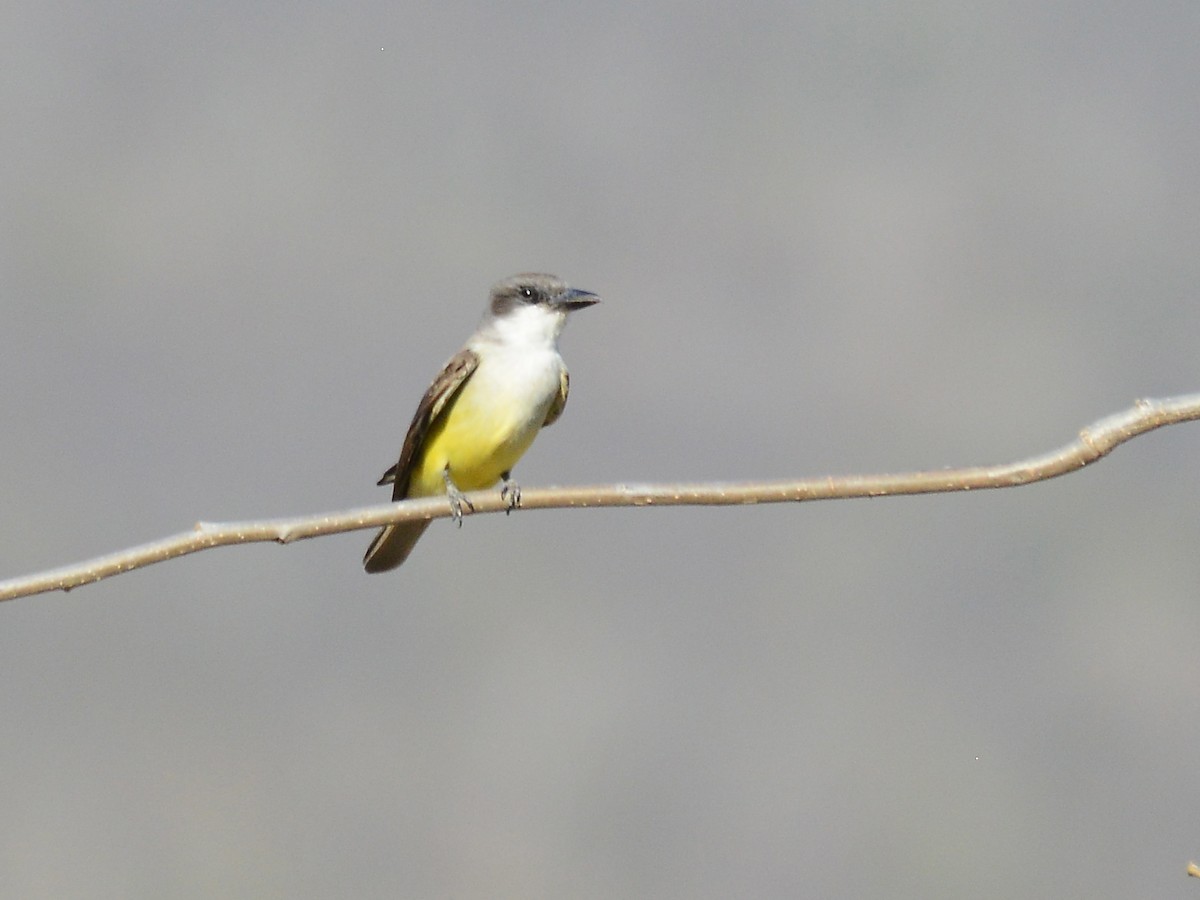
2 1 1199 897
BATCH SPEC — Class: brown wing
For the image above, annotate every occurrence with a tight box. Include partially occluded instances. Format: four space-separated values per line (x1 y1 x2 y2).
377 349 479 499
541 366 570 428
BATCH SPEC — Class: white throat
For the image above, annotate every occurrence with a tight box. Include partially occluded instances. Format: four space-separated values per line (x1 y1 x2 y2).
478 303 568 351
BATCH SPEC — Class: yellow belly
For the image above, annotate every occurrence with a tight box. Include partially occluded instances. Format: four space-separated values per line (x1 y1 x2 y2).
407 374 552 498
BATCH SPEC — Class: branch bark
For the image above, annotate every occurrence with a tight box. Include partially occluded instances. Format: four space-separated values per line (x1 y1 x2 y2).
2 394 1198 603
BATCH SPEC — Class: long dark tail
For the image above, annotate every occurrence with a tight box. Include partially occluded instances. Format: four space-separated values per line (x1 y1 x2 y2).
363 520 431 573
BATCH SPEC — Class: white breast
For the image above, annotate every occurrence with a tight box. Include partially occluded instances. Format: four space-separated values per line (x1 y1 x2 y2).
464 342 563 430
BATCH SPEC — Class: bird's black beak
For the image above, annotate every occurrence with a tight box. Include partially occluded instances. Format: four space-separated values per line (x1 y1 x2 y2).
552 288 601 311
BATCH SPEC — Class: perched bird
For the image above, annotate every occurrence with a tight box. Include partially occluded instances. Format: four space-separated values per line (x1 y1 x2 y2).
363 273 600 572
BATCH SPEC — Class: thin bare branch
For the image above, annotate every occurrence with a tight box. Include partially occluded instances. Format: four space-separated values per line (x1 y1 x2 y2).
2 394 1198 603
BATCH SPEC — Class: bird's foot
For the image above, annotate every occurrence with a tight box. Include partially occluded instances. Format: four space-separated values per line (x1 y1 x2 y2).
442 470 474 527
500 472 521 514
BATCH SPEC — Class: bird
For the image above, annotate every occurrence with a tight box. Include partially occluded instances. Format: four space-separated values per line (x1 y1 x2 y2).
363 273 600 572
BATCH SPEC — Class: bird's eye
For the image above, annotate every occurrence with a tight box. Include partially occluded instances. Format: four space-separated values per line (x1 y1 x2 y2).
518 286 536 300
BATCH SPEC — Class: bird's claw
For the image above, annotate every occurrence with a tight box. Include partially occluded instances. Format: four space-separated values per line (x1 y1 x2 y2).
500 475 521 514
443 470 474 527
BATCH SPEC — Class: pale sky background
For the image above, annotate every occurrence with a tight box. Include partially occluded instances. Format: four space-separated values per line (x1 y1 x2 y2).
2 2 1199 898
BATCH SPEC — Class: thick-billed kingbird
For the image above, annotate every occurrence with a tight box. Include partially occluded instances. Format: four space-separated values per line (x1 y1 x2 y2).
363 273 600 572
